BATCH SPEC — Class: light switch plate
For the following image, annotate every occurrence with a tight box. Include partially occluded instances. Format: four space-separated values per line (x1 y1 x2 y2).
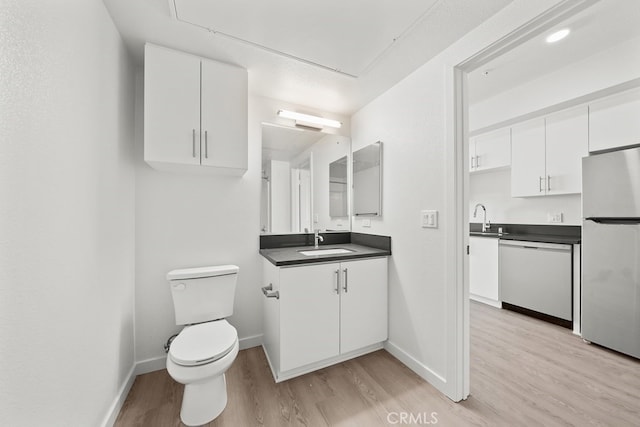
421 210 438 228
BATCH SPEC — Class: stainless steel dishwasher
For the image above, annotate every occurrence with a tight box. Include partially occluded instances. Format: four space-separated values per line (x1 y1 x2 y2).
499 240 572 322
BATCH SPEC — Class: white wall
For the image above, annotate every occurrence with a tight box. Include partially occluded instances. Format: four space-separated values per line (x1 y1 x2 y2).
0 1 136 425
470 169 582 225
470 35 640 130
350 0 564 399
134 92 350 370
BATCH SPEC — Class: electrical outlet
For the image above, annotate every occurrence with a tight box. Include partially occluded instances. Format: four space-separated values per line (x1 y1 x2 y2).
548 212 563 223
362 218 371 227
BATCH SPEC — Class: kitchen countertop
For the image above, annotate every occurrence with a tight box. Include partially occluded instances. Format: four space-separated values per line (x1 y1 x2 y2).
260 243 391 266
470 223 581 245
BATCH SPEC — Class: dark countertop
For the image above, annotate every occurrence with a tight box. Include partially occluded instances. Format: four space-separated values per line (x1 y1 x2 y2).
470 223 581 245
260 243 391 266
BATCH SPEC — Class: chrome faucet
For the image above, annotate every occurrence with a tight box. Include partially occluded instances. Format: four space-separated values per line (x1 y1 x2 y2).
314 229 324 248
473 203 490 232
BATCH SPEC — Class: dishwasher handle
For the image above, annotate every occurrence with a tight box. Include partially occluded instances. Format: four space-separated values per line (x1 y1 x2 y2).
499 240 571 252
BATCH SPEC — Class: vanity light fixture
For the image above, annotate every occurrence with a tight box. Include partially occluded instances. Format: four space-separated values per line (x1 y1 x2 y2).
545 28 570 44
277 110 342 129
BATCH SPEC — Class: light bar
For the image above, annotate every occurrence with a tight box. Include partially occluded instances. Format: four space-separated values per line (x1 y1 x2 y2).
277 110 342 129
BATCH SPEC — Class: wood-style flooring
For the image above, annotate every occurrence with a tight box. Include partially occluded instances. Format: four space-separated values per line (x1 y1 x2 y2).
115 302 640 426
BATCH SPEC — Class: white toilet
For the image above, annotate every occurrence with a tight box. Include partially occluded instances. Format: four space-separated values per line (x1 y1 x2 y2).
165 265 240 426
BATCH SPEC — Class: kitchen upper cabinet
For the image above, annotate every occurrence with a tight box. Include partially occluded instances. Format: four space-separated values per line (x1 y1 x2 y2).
589 87 640 153
262 256 388 381
511 107 587 197
469 236 500 306
469 127 511 172
144 43 247 174
545 106 588 195
511 118 546 197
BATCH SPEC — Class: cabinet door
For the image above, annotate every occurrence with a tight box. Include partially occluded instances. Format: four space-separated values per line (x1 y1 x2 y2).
469 140 476 171
545 106 588 195
144 44 201 165
340 258 388 354
473 128 511 172
469 237 499 302
200 59 248 170
262 260 280 371
589 87 640 152
511 119 546 197
280 263 340 371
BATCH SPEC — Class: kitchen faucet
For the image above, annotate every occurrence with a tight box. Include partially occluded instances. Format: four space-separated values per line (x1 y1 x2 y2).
314 229 324 248
473 203 491 232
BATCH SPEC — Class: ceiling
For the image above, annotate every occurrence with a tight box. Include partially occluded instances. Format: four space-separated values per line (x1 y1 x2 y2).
103 0 513 115
468 0 640 103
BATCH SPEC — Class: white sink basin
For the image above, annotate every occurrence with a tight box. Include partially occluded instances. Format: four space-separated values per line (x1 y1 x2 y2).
299 248 354 256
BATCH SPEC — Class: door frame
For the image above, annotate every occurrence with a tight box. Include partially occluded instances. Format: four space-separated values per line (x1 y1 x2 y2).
450 0 599 401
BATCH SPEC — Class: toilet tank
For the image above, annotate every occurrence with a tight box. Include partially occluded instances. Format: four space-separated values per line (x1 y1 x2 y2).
167 265 239 325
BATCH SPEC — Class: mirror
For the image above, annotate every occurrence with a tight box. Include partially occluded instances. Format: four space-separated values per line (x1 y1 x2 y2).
261 123 351 234
353 141 382 217
329 156 348 218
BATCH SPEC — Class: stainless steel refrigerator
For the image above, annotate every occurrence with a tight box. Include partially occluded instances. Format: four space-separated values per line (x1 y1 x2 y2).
582 145 640 359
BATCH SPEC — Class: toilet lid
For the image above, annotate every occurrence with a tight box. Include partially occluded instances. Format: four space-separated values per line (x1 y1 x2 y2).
169 320 237 367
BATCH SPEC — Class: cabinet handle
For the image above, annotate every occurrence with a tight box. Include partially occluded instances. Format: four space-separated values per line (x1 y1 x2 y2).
547 175 551 191
476 155 480 168
539 176 544 192
335 269 340 294
343 268 348 293
261 283 279 299
471 156 476 169
204 130 208 159
192 129 196 158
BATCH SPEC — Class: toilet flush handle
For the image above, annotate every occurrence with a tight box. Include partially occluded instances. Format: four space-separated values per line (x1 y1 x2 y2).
172 283 186 291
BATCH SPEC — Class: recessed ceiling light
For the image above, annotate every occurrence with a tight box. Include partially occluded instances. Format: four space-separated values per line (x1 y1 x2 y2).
546 28 570 44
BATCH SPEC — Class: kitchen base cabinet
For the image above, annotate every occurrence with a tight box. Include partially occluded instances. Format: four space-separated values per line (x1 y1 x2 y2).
262 257 388 382
469 236 500 307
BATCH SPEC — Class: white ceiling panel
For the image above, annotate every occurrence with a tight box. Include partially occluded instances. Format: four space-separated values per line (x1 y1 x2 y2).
173 0 439 77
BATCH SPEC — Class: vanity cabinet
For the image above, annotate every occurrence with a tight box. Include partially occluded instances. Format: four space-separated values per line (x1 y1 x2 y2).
144 43 247 174
511 106 587 197
469 236 500 307
589 87 640 152
262 256 388 381
469 127 511 172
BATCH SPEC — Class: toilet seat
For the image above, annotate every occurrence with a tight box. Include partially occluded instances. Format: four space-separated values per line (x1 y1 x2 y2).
169 320 237 367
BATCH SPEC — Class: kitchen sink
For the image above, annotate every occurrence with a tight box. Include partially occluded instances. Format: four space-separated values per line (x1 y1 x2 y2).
298 248 354 256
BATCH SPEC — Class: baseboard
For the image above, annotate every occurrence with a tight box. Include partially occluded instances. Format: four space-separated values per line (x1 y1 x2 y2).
469 294 502 308
384 341 448 396
135 356 167 376
100 365 136 427
239 333 263 350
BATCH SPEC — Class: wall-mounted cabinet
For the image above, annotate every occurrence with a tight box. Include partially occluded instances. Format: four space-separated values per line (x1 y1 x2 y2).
469 127 511 173
588 87 640 153
262 257 388 381
511 106 588 197
144 44 247 174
